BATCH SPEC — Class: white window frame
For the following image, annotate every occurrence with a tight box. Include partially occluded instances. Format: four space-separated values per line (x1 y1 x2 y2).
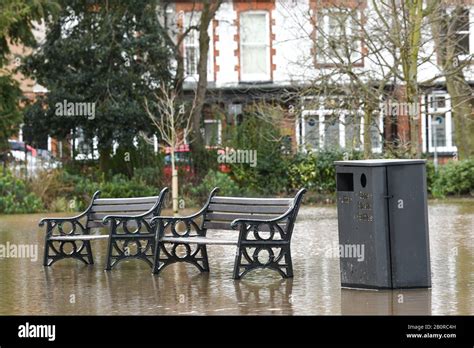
299 97 382 153
182 11 214 81
316 8 362 65
454 7 472 61
203 119 222 147
239 11 271 82
424 92 457 153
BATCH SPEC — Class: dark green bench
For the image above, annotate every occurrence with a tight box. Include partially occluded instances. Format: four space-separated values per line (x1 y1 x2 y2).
40 188 168 269
152 188 306 279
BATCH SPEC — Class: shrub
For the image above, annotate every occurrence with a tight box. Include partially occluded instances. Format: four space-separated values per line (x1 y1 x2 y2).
98 174 157 198
0 172 43 213
288 149 363 194
431 159 474 197
187 170 243 202
223 109 289 195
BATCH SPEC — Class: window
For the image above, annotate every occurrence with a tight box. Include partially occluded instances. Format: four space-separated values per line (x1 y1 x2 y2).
303 113 321 149
240 11 270 81
316 9 361 64
425 93 457 153
183 12 200 76
299 98 381 152
204 120 221 147
453 7 470 56
431 114 447 147
344 113 362 150
324 114 340 149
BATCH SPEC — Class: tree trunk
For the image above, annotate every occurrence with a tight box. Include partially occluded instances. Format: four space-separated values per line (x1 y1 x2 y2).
98 140 112 174
363 104 373 159
189 0 222 178
398 0 423 158
170 147 178 215
446 78 474 159
429 3 474 159
407 86 421 158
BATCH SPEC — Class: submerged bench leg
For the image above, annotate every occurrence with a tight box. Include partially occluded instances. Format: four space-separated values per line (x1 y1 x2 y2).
152 242 210 275
105 236 155 271
233 244 294 280
43 239 94 267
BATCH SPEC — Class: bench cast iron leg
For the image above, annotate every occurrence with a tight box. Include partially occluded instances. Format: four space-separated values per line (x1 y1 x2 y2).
43 239 94 267
153 242 210 275
105 236 155 271
233 244 294 280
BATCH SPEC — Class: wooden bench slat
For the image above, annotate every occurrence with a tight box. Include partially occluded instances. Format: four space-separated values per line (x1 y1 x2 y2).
90 203 155 213
208 203 289 214
203 221 287 231
211 196 291 206
161 236 238 245
205 212 281 222
50 235 109 241
94 196 159 205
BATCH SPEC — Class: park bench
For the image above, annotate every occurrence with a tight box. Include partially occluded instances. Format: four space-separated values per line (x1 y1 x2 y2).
151 187 306 279
40 188 168 269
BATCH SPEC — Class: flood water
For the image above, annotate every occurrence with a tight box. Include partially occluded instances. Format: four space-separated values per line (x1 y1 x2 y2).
0 200 472 315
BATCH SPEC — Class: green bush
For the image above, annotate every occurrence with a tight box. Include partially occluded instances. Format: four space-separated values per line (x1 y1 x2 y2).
431 159 474 197
0 172 44 213
426 161 436 194
98 174 157 198
288 149 363 194
223 111 289 195
187 170 244 202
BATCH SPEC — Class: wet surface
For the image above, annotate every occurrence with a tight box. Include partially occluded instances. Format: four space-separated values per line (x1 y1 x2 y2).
0 200 472 315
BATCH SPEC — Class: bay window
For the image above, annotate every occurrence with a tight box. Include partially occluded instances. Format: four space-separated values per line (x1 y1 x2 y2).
299 98 381 153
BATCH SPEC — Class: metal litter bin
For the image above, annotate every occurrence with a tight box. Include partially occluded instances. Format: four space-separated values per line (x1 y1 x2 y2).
334 159 431 289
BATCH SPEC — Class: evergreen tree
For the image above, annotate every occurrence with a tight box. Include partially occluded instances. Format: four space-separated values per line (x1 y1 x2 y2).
23 0 173 172
0 0 59 156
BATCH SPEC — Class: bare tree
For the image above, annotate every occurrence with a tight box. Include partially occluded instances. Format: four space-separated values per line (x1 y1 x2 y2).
189 0 223 178
157 1 222 177
428 0 474 159
144 83 194 214
280 0 446 158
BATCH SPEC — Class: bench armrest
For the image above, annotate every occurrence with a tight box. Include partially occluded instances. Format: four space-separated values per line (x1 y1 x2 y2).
39 191 101 236
152 215 205 238
151 187 220 238
231 217 291 243
39 217 89 237
102 214 156 236
231 188 307 243
39 215 85 227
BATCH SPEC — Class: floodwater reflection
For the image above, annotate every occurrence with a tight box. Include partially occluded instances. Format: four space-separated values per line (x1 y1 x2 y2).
341 288 432 315
0 200 472 315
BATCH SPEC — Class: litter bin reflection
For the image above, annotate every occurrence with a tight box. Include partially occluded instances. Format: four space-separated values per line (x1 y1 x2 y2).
341 288 432 315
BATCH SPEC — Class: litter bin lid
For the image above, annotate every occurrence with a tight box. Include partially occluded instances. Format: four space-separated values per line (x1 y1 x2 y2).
334 159 426 167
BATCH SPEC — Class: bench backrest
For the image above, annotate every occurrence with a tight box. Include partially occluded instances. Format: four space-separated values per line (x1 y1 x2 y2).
85 188 168 228
202 188 306 240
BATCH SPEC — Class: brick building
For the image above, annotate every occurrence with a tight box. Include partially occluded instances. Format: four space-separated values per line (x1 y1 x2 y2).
9 0 474 161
